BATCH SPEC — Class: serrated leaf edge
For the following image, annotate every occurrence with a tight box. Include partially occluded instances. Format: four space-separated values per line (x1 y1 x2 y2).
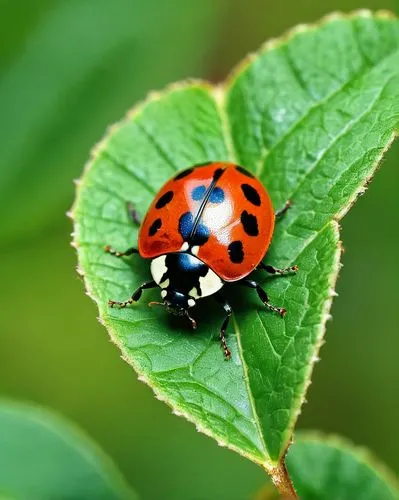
222 9 397 94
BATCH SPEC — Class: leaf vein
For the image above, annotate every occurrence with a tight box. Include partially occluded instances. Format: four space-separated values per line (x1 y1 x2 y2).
232 316 269 458
281 74 395 230
257 46 399 178
134 121 180 172
100 150 157 194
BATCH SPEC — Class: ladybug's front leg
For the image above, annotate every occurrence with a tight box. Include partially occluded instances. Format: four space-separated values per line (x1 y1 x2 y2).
108 280 157 308
239 279 286 317
214 293 232 360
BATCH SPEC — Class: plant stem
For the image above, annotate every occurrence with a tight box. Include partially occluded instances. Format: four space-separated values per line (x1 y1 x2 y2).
269 461 297 498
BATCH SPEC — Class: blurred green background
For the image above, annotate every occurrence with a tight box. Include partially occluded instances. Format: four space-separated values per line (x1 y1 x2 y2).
0 1 398 499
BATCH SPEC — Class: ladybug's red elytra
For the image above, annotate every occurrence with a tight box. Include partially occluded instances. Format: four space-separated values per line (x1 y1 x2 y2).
105 162 298 359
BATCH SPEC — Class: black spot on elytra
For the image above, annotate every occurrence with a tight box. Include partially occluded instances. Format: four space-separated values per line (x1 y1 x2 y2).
228 240 244 263
191 185 206 201
179 211 210 245
241 183 261 206
174 168 194 180
155 190 174 209
241 210 259 236
209 187 224 203
213 168 224 181
149 218 162 236
236 166 255 178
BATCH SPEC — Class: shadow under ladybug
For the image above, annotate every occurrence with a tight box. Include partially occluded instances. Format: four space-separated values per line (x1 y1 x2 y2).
105 162 298 359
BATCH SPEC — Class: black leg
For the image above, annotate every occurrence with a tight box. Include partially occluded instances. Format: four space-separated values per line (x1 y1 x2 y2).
104 245 139 258
238 279 286 317
108 280 157 308
275 200 292 218
184 309 197 330
257 262 298 275
127 202 142 226
215 293 232 359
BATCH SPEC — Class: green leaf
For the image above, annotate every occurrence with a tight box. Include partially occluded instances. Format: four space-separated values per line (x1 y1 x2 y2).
0 400 137 500
286 433 399 499
0 0 222 244
72 10 399 487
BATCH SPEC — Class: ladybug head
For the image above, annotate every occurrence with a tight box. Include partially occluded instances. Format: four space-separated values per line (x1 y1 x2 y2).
150 289 197 329
165 289 194 310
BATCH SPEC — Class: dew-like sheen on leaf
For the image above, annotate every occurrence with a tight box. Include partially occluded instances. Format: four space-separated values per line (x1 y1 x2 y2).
72 11 399 471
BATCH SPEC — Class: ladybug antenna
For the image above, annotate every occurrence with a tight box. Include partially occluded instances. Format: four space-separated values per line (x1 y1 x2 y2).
185 309 197 330
148 301 165 308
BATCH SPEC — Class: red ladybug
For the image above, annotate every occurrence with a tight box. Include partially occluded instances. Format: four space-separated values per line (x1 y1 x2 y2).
105 162 297 359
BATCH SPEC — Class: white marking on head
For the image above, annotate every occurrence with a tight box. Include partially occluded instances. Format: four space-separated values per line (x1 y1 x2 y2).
150 256 168 285
189 287 200 299
188 299 196 308
180 242 189 251
160 278 169 289
161 290 167 298
191 245 199 255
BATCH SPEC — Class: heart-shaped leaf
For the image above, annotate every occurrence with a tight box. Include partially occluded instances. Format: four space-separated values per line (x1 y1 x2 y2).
0 400 137 500
286 433 399 500
72 11 399 493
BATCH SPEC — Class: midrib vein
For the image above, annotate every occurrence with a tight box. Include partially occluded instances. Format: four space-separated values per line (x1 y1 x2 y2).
232 316 270 460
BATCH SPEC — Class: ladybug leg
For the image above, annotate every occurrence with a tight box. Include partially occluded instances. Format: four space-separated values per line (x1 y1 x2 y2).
258 262 298 275
239 279 286 317
275 200 292 218
126 202 142 226
104 245 139 258
214 293 232 360
108 280 156 308
184 310 198 330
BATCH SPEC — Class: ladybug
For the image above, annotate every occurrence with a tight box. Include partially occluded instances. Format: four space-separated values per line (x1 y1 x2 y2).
105 162 297 359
